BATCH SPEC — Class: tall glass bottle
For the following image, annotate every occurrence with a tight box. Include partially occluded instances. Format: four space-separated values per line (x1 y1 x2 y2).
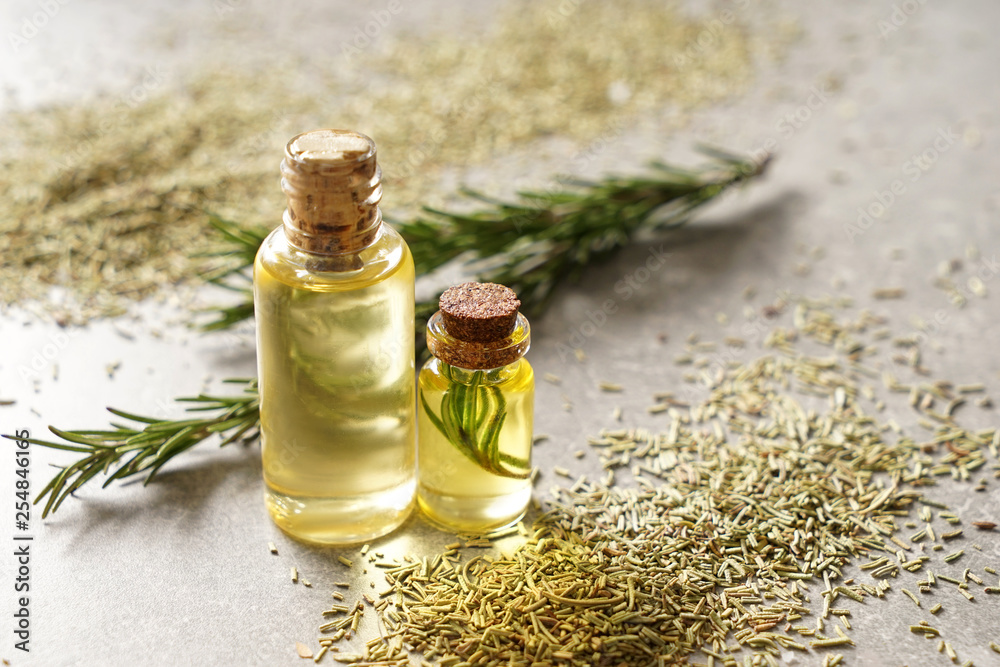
254 129 415 544
417 282 534 532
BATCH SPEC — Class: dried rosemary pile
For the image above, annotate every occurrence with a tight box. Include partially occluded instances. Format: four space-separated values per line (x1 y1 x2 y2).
309 297 999 666
0 0 765 323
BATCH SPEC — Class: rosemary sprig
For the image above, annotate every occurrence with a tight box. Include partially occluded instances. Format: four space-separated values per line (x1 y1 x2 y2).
420 371 529 479
200 146 770 334
196 215 269 332
4 379 259 517
405 146 770 318
23 148 768 512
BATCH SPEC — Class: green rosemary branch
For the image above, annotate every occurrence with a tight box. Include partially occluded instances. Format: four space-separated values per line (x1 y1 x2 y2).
195 215 269 332
199 146 770 332
3 379 259 518
404 146 770 318
23 147 768 513
420 371 529 479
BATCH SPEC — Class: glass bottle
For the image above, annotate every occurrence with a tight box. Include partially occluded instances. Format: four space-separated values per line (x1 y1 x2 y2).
254 129 415 544
417 282 534 532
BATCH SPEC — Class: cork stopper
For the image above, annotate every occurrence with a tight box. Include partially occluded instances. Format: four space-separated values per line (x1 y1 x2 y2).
280 129 383 256
440 283 521 343
428 282 529 369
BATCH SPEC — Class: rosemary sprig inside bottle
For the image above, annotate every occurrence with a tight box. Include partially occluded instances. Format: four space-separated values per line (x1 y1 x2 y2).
3 379 259 518
420 369 528 479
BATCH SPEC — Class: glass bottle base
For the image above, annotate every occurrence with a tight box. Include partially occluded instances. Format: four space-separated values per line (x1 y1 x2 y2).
265 479 415 545
417 484 530 534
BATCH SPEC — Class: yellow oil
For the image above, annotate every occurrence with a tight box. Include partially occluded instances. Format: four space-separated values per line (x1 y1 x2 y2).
417 358 533 532
254 224 415 544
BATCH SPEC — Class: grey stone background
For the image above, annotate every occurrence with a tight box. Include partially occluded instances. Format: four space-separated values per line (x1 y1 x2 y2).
1 0 998 665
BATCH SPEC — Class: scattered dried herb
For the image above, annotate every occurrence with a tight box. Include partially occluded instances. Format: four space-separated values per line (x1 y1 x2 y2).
307 296 1000 665
1 0 763 323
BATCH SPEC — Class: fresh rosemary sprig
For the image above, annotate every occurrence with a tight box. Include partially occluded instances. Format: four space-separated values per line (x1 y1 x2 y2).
200 146 770 334
22 148 768 512
4 379 259 518
420 371 529 479
196 215 269 332
404 147 770 319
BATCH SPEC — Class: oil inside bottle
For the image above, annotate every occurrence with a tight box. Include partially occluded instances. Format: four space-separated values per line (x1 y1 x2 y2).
256 226 415 543
417 357 533 532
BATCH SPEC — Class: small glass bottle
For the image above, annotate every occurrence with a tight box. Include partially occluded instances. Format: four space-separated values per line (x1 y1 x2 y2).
254 129 415 544
417 282 534 532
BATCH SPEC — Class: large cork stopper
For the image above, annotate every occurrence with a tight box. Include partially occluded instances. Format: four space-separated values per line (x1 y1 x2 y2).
280 129 383 256
430 282 528 369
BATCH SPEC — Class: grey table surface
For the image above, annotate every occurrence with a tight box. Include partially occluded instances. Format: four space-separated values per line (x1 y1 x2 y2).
2 0 999 665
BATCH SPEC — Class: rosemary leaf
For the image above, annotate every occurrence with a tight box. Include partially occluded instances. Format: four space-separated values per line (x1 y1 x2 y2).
3 379 259 517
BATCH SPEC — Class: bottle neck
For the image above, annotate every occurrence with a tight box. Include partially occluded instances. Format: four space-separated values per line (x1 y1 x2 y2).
280 129 383 257
426 311 530 370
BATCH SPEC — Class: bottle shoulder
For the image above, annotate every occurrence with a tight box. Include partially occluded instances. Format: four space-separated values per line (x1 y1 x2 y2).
420 357 533 393
255 223 413 292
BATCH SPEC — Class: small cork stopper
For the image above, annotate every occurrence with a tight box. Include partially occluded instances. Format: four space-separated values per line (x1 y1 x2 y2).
439 282 521 343
280 129 383 255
